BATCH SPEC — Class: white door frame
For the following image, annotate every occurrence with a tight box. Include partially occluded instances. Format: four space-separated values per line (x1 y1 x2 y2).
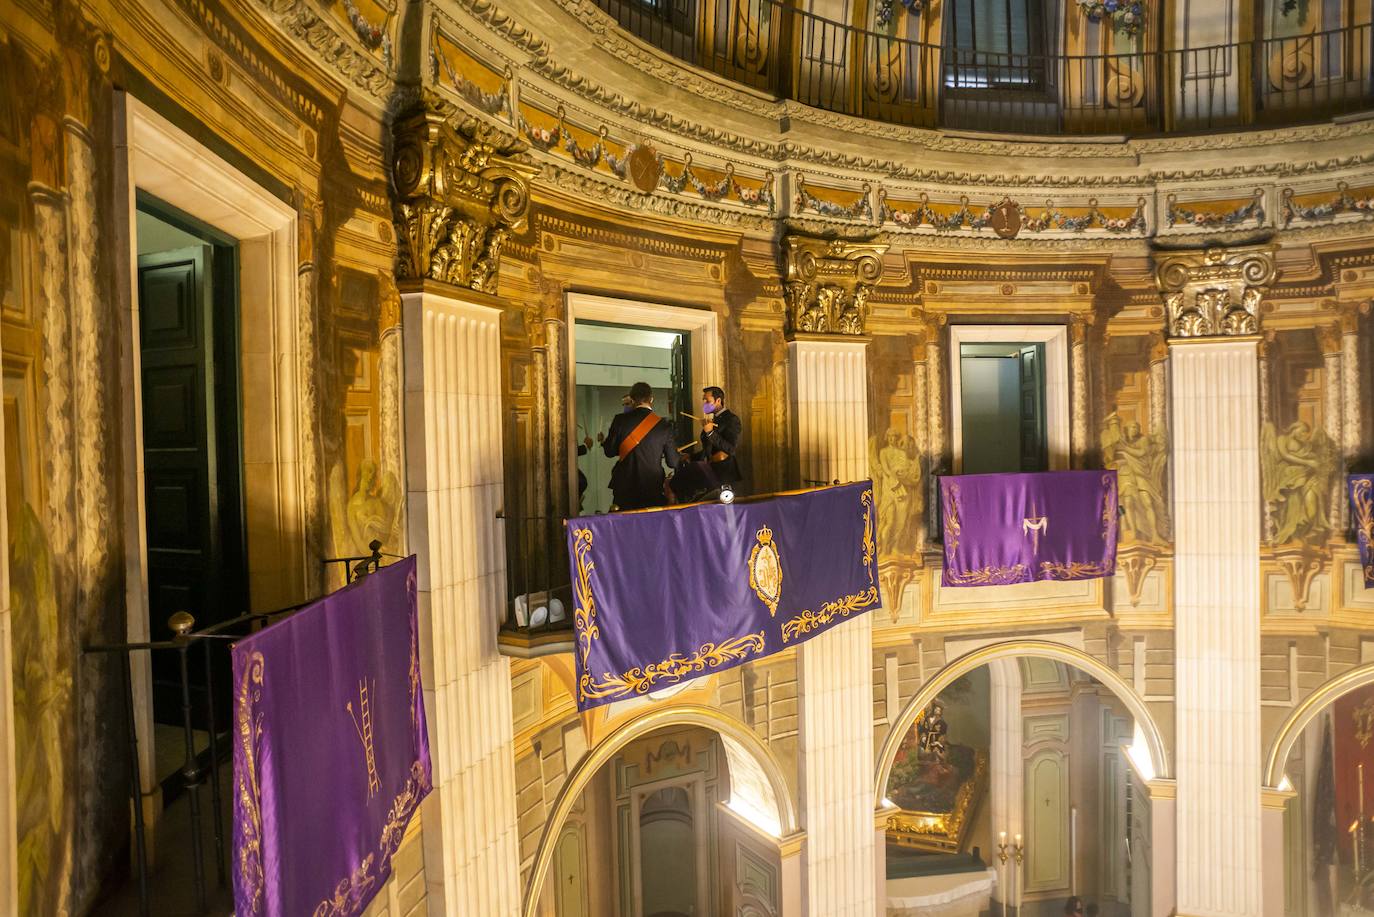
565 293 722 509
948 324 1070 473
111 93 306 815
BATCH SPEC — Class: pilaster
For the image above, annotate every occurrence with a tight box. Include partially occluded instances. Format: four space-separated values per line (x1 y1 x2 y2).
1160 245 1271 917
786 327 875 916
403 284 521 916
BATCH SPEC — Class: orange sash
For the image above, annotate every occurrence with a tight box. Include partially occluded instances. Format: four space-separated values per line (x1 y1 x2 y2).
618 412 661 460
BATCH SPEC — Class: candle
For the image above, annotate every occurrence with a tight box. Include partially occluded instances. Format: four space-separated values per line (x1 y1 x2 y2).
1000 831 1007 845
1015 833 1022 846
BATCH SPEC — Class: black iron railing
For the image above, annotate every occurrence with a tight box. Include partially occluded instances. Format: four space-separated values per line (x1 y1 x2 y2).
84 543 392 916
591 0 1374 136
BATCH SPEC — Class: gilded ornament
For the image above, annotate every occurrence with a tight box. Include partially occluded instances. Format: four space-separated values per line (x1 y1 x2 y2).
989 198 1021 239
627 144 661 193
782 233 887 336
390 95 540 293
1155 245 1277 338
748 525 783 617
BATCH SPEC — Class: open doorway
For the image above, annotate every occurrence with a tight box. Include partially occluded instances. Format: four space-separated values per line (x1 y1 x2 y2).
134 198 246 796
573 321 692 515
957 341 1048 474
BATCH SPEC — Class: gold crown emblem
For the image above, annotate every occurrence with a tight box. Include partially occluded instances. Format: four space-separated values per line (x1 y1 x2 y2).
756 525 773 545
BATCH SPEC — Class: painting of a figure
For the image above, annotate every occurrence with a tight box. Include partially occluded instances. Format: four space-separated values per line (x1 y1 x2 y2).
1101 412 1168 545
870 428 923 558
1261 420 1339 544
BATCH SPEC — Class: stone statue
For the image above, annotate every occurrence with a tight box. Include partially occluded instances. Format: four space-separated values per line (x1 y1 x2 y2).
870 429 922 556
1101 413 1168 545
1261 420 1339 544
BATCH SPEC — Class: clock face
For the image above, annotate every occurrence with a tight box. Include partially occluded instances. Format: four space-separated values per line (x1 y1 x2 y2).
627 145 661 194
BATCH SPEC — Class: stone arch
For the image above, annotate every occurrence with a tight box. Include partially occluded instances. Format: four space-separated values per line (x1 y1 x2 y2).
1264 662 1374 788
521 703 799 917
873 639 1171 807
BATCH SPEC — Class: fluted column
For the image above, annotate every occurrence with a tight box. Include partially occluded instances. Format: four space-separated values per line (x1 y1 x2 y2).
403 286 520 916
1341 303 1365 467
925 319 946 471
787 337 876 916
988 658 1024 908
1170 339 1262 917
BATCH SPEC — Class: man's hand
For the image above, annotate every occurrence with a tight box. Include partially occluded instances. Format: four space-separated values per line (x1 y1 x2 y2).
596 432 605 443
703 420 716 434
583 435 594 449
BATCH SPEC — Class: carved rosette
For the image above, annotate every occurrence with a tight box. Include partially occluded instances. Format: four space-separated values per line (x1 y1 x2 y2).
1154 245 1278 339
391 96 540 293
783 234 888 336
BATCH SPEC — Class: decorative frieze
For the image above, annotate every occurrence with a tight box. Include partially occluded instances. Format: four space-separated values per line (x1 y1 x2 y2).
1155 245 1278 338
391 95 540 293
783 234 888 336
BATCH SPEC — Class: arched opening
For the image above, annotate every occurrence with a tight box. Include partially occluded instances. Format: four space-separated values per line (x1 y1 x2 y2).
523 705 797 917
877 643 1168 917
1267 663 1374 916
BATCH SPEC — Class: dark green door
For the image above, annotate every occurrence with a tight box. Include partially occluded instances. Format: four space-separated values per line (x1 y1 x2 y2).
1018 344 1048 472
137 243 244 729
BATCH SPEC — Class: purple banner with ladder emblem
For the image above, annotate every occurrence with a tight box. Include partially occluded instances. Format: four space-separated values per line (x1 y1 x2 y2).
232 555 431 917
1352 475 1374 589
940 471 1118 587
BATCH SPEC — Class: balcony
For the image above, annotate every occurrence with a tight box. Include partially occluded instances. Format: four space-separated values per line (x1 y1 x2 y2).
590 0 1374 136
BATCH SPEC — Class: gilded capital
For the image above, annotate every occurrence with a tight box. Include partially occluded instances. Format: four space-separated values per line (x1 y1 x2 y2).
391 95 540 294
1154 245 1277 339
782 234 888 336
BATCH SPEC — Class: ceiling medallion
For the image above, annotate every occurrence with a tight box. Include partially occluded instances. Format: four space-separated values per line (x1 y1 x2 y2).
990 197 1022 239
627 145 661 194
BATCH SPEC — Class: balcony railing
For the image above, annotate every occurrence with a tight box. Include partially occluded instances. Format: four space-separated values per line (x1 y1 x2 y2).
593 0 1374 136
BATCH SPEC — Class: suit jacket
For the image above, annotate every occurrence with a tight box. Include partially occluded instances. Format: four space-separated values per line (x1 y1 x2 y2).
602 407 682 510
699 408 743 486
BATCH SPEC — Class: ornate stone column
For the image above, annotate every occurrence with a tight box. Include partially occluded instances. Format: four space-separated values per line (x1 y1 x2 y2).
393 96 538 917
1147 332 1169 454
378 274 404 551
1070 313 1093 468
1341 302 1369 468
988 658 1024 910
1316 321 1345 532
783 233 884 916
1156 245 1274 917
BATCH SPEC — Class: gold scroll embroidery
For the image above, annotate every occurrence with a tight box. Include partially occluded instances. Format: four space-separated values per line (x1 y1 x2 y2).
1354 479 1374 584
944 564 1028 587
347 679 382 801
1039 560 1113 580
944 483 962 554
236 652 267 916
862 487 876 583
780 586 881 643
570 527 598 670
578 632 767 703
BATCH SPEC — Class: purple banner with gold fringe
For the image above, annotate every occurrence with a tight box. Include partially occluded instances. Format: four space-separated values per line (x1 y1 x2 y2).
566 482 879 711
1352 475 1374 588
232 556 431 917
940 471 1118 587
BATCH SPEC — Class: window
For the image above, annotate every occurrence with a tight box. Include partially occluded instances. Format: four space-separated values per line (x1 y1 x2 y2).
948 325 1069 474
944 0 1049 91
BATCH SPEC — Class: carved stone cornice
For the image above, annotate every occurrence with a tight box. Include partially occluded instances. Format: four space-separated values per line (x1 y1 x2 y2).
391 95 540 293
1155 245 1279 339
782 234 888 337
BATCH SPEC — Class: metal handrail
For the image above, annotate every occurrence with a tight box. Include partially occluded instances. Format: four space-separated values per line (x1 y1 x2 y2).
589 0 1374 137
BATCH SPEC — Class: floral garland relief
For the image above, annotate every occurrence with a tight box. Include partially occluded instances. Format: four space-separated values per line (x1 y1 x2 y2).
875 0 923 29
1166 191 1266 229
1281 184 1374 226
1076 0 1146 36
341 0 393 69
882 193 1146 235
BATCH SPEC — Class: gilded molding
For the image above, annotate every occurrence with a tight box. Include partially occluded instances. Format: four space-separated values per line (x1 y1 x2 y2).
783 234 887 336
253 0 392 97
391 95 540 292
1155 245 1278 339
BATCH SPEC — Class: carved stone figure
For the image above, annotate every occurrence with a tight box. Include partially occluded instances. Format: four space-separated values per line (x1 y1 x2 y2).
1261 420 1339 544
870 429 922 557
1101 413 1168 545
329 459 403 557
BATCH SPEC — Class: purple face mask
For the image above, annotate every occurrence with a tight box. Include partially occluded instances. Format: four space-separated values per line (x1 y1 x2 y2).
702 402 717 415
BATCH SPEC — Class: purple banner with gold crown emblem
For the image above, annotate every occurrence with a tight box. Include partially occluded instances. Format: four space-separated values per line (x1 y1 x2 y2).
1352 475 1374 588
940 471 1118 587
232 555 431 917
566 482 879 711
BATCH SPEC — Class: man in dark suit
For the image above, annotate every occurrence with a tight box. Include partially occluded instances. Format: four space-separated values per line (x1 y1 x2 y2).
698 386 742 490
601 382 681 511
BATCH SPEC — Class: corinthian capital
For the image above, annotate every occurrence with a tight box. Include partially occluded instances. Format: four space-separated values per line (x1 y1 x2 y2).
391 94 540 293
1154 244 1278 339
782 233 888 337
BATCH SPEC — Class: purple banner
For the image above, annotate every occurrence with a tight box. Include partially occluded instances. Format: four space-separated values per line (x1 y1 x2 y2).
567 482 879 711
941 471 1118 587
233 556 431 917
1352 475 1374 589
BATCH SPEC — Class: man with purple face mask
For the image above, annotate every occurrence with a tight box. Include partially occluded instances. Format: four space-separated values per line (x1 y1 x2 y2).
697 385 742 492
